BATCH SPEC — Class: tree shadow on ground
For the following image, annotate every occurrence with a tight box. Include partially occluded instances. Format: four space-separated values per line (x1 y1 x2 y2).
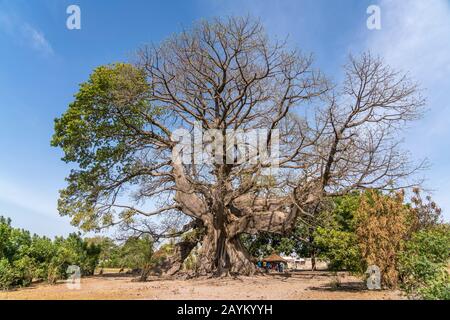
96 272 135 278
309 281 368 292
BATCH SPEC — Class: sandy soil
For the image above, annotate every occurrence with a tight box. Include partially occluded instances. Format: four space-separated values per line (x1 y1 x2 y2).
0 271 404 300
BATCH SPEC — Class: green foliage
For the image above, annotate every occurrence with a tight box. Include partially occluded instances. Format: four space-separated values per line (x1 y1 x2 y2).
312 193 363 272
0 216 101 290
330 192 360 232
398 226 450 300
0 258 17 290
118 235 154 269
86 236 121 268
52 233 101 277
240 232 302 258
314 227 362 272
51 63 160 231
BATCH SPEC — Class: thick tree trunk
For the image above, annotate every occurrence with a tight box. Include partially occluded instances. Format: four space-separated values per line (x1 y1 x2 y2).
196 225 255 276
163 238 200 276
172 163 299 276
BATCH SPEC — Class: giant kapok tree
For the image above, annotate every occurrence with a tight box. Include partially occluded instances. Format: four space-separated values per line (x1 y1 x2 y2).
52 17 426 276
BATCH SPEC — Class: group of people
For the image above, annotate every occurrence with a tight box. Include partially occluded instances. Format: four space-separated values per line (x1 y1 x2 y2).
256 261 285 273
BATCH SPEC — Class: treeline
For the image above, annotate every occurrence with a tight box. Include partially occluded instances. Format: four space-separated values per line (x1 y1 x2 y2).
0 217 101 289
0 217 169 290
242 189 450 300
1 188 448 300
0 217 100 289
88 235 158 271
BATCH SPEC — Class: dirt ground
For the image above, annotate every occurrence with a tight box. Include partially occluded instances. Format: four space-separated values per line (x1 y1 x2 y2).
0 271 404 300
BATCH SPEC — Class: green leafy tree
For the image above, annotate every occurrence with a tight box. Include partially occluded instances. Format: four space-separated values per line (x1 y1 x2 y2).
0 258 17 290
399 225 450 300
313 193 362 272
51 63 155 232
314 227 362 272
28 235 57 279
0 217 35 288
0 217 101 289
86 236 121 269
119 235 154 281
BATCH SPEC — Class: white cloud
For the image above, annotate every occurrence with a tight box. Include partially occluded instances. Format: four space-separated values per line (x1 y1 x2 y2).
367 0 450 138
369 1 450 76
366 0 450 219
0 11 54 56
20 23 54 56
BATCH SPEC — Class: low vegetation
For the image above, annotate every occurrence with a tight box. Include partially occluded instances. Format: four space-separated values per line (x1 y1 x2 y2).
1 187 448 300
242 189 449 300
0 217 100 289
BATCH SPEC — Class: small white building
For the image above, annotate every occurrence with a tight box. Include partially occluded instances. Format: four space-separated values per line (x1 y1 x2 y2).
280 255 329 271
280 255 306 270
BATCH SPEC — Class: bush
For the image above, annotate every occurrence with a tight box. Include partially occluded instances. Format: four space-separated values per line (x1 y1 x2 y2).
398 226 450 300
355 190 414 288
0 216 101 289
314 227 362 272
0 258 17 290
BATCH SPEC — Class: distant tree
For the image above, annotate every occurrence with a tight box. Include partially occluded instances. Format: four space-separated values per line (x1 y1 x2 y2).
410 188 443 232
0 217 34 288
0 217 101 288
86 236 120 268
119 235 155 281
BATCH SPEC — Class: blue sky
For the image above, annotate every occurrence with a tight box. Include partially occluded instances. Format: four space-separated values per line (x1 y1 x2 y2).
0 0 449 237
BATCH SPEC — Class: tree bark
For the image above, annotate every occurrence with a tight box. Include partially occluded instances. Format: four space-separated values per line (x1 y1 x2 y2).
196 225 256 276
172 163 300 276
194 204 299 276
311 248 317 271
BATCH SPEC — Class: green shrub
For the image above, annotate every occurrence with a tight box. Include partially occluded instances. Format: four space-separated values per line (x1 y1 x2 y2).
0 258 17 290
314 227 363 272
119 235 154 269
398 226 450 300
0 217 101 289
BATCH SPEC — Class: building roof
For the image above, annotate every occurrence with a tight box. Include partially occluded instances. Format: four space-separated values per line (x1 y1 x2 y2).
262 253 287 263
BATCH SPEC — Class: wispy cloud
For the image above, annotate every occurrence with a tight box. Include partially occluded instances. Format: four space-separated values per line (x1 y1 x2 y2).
368 0 450 81
0 176 58 219
0 11 54 56
366 0 450 140
366 0 450 219
20 23 54 56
